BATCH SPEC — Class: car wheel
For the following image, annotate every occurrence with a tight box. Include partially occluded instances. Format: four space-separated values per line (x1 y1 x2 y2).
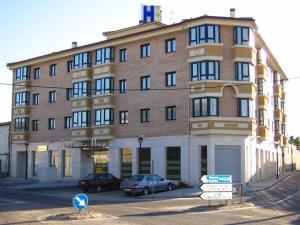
167 183 173 191
96 186 102 193
83 188 88 193
143 187 149 195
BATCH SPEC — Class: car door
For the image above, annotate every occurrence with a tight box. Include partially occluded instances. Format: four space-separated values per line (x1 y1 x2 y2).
145 175 155 191
154 175 164 190
107 174 118 190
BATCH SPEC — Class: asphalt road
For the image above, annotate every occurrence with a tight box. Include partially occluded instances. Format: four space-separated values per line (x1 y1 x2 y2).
0 172 299 225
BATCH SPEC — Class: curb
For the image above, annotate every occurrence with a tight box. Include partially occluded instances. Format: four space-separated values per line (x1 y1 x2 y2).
244 172 295 194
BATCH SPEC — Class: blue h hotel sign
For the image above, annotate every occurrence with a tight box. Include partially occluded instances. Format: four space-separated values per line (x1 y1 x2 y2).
142 5 161 23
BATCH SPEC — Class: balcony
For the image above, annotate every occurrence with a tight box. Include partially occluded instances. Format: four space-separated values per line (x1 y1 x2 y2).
258 95 269 108
93 95 115 108
258 126 269 141
92 126 115 140
274 84 282 97
12 105 30 116
14 80 31 92
275 133 284 147
275 108 283 121
257 64 268 80
93 63 115 79
282 114 287 123
232 45 256 65
72 67 92 81
71 97 92 110
71 127 92 141
283 136 289 148
187 44 223 63
190 80 255 99
12 132 29 143
190 117 256 136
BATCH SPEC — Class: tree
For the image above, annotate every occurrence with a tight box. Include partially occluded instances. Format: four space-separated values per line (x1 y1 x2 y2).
289 136 300 149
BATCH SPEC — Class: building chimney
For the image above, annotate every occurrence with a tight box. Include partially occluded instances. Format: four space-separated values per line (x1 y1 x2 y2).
72 42 77 48
230 8 235 17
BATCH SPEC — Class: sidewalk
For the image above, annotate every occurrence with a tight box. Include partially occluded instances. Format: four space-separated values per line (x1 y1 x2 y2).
0 178 78 190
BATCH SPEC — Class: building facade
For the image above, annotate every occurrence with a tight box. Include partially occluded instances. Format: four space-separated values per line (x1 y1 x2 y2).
0 122 10 177
7 12 289 185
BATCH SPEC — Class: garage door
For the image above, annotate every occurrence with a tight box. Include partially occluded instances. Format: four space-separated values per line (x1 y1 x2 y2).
215 145 241 183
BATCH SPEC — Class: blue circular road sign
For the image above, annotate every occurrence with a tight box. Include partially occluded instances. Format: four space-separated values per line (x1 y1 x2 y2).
73 193 88 210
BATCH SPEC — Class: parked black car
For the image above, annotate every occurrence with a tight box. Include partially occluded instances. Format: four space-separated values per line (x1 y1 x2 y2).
79 173 122 193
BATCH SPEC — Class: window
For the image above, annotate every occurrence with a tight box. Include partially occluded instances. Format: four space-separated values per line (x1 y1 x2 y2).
48 118 56 130
259 109 267 125
72 111 90 127
33 68 41 79
189 25 220 45
166 106 176 121
49 150 59 168
16 66 30 81
166 147 181 180
165 38 176 53
236 62 250 81
73 52 91 69
50 64 57 76
32 120 39 131
95 77 114 95
120 148 132 179
66 88 72 100
234 26 250 45
62 149 72 177
238 98 249 117
193 97 218 117
141 44 150 58
141 108 150 122
95 108 114 125
119 79 127 93
120 48 128 62
273 71 279 84
14 117 29 132
191 61 220 81
64 116 72 128
200 146 208 176
165 72 176 87
32 151 38 177
49 91 56 103
141 76 150 90
281 123 286 135
96 47 114 64
72 81 90 98
67 60 73 72
15 91 30 106
138 148 151 174
274 96 280 109
258 78 265 95
119 111 128 124
275 120 281 133
281 101 285 112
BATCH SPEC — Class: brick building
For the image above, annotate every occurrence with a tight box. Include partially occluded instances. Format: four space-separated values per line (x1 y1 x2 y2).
7 10 288 184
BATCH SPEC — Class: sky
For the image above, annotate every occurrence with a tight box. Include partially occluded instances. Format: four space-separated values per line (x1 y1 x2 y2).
0 0 299 136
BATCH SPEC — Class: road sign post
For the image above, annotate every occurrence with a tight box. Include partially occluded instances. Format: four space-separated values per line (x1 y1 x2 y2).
200 175 232 203
73 193 88 214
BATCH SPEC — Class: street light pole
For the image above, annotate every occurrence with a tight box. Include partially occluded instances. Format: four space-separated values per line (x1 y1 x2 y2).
138 136 143 174
291 148 294 172
25 143 29 180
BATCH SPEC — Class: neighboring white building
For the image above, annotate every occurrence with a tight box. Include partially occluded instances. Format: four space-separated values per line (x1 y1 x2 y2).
0 122 10 177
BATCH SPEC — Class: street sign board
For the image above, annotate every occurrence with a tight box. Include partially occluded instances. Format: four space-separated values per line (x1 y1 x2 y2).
73 193 88 210
201 192 232 200
201 175 232 184
200 183 232 192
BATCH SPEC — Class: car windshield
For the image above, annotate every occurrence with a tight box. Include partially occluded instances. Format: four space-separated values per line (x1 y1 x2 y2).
84 174 95 179
128 175 144 181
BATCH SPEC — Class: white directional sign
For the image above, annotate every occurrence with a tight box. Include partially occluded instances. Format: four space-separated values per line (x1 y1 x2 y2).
200 183 232 192
201 192 232 200
201 175 232 184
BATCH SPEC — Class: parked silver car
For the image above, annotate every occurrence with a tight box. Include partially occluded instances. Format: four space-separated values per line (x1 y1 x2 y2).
120 174 175 195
